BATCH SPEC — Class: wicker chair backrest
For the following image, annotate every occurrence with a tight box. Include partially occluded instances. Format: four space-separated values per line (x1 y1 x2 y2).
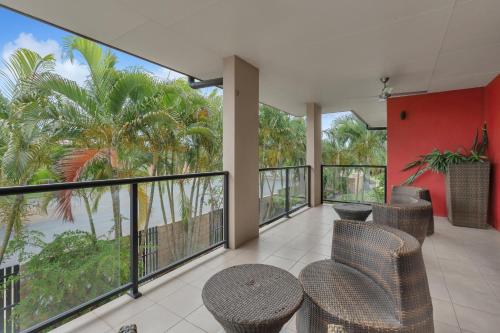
391 185 426 202
332 220 430 326
391 185 435 236
372 199 432 245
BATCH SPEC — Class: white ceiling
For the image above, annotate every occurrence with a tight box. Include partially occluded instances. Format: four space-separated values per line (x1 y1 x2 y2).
2 0 500 127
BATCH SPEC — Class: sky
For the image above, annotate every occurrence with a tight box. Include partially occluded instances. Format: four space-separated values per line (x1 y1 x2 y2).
0 6 347 131
0 7 185 92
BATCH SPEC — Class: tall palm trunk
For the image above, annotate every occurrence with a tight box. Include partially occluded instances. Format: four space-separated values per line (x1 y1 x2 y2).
110 185 122 239
109 153 123 239
158 182 177 259
187 177 198 254
165 181 179 259
0 194 23 265
178 181 188 258
139 162 157 254
82 191 97 240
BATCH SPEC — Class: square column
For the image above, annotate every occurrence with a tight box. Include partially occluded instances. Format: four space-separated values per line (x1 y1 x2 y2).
223 55 260 249
306 103 322 206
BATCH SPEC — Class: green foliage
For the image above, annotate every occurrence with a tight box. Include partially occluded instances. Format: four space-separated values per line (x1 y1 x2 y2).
259 104 306 167
7 231 129 330
403 124 488 184
0 92 8 116
322 114 386 165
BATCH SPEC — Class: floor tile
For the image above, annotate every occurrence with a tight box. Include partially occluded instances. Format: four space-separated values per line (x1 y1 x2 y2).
95 294 156 328
447 285 500 315
298 250 329 264
434 321 461 333
429 279 451 302
454 304 500 333
432 298 459 327
185 306 222 333
51 311 112 333
263 255 297 270
273 247 308 261
113 304 181 332
159 284 203 317
486 278 500 299
166 320 206 333
444 274 493 296
140 278 187 303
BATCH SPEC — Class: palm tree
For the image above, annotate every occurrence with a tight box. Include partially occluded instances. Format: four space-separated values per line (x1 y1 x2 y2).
258 105 306 220
321 114 386 201
40 37 159 239
335 116 386 165
0 49 57 264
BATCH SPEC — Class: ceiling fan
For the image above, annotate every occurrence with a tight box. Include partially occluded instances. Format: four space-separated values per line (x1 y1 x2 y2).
377 77 427 101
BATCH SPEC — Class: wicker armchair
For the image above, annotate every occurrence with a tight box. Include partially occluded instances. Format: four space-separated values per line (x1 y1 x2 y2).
297 220 433 333
372 197 432 245
392 185 434 235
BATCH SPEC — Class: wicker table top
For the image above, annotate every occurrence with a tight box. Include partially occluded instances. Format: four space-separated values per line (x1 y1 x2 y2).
202 264 304 332
333 203 372 221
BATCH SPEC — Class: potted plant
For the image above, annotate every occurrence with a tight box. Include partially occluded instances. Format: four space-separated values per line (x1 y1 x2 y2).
403 124 490 228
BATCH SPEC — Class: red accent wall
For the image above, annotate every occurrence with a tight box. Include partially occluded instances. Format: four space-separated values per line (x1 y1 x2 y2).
387 88 485 217
485 75 500 229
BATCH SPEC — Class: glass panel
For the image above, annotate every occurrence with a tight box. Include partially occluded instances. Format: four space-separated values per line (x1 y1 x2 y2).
259 169 287 225
137 175 224 278
322 166 385 203
289 167 308 209
0 186 130 331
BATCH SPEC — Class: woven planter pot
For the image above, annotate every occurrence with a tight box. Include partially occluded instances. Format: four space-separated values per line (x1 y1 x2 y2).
445 162 490 228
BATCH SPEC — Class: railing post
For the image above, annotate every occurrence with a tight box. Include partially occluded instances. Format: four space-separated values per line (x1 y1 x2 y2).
384 166 388 203
285 168 290 217
223 172 229 248
320 165 324 204
129 183 142 299
307 166 312 207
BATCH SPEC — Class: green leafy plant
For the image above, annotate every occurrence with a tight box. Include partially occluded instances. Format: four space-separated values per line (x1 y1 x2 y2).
4 230 130 330
403 124 488 184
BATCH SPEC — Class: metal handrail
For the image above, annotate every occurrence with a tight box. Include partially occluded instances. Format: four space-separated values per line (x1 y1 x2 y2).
321 164 386 168
0 171 229 333
258 165 310 171
0 171 228 195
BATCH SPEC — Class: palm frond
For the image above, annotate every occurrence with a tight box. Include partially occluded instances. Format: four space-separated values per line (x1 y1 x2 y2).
55 149 108 222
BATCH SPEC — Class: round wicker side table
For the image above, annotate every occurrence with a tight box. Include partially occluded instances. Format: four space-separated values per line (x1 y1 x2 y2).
332 203 372 221
202 264 304 333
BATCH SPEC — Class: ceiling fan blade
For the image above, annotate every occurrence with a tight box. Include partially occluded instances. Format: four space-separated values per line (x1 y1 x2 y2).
390 90 428 97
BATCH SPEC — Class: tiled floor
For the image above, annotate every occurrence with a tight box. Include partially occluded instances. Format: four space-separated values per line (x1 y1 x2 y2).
52 205 500 333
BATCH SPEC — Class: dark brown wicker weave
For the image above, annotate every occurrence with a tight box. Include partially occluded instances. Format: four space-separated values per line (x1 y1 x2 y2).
118 324 137 333
297 220 433 333
446 162 490 228
372 198 432 245
332 203 372 221
202 264 304 333
392 185 434 235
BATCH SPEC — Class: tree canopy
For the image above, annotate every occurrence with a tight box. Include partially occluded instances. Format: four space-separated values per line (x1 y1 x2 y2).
322 114 386 165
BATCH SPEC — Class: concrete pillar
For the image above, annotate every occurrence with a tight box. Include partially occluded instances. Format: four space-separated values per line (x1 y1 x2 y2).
306 103 322 206
223 55 260 249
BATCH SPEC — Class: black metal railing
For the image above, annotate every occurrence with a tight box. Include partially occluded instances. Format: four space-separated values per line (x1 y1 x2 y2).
259 165 311 226
0 171 228 333
321 165 387 204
